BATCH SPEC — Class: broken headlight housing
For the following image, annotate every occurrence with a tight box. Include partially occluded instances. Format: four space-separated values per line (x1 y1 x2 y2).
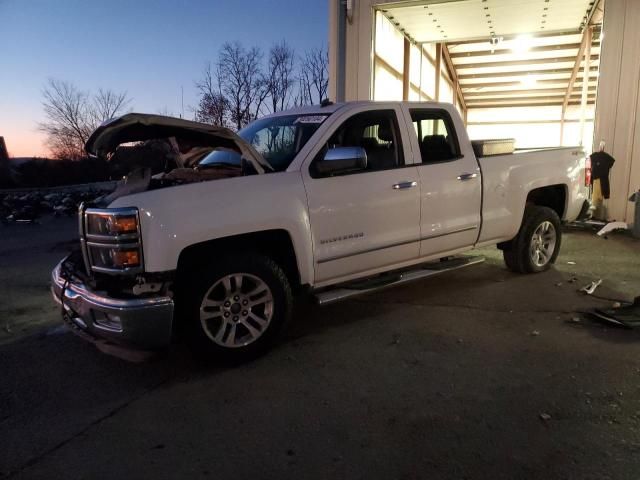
80 206 144 274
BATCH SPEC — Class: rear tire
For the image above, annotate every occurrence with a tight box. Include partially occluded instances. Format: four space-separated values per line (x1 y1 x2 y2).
502 205 562 273
185 252 292 362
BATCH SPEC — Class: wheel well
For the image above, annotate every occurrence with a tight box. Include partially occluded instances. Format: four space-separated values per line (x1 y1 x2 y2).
526 185 566 219
498 185 567 251
176 229 302 290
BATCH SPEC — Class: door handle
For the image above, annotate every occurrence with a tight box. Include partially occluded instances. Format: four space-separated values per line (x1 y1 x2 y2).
457 173 478 181
392 181 418 190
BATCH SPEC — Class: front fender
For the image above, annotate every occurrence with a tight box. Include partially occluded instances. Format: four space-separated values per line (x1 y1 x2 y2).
109 172 314 285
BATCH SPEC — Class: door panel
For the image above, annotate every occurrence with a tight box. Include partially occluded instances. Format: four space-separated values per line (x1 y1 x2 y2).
304 168 421 282
416 160 481 255
301 107 421 283
402 107 482 257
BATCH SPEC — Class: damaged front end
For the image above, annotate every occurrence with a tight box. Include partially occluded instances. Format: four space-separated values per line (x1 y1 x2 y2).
52 114 273 349
86 112 273 204
51 252 175 350
52 203 176 349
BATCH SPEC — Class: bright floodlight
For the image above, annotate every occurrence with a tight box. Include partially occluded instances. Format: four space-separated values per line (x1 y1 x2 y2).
511 34 533 54
521 75 538 88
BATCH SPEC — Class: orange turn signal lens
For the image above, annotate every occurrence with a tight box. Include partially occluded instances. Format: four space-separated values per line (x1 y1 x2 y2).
109 215 138 234
111 249 140 267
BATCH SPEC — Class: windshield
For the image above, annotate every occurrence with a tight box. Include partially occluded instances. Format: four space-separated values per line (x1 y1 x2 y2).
199 114 328 172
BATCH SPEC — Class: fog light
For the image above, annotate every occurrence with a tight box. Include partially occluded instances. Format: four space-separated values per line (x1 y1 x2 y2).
94 312 123 331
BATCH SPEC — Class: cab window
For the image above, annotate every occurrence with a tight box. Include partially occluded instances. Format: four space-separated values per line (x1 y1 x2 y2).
312 109 404 175
410 109 460 163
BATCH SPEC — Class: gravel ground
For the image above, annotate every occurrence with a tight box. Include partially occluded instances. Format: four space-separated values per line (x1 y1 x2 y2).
0 216 78 343
1 218 639 479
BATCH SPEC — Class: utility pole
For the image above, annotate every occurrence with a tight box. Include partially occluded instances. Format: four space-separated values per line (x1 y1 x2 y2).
181 86 184 119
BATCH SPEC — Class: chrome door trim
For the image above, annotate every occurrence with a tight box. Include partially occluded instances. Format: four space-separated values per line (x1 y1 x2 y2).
420 225 478 241
316 226 478 264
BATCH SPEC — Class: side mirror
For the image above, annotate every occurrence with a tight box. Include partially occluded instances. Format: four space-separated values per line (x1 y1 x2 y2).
315 146 367 176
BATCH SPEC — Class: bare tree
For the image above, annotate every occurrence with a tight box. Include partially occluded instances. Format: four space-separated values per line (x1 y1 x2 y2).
40 79 131 160
298 47 329 106
264 40 296 114
40 79 91 160
195 62 229 126
217 42 268 129
89 88 130 126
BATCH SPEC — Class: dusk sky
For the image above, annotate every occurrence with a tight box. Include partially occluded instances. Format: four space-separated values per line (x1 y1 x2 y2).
0 0 328 157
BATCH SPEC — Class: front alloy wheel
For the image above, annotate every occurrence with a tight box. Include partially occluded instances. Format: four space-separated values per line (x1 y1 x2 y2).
200 273 274 348
187 253 292 361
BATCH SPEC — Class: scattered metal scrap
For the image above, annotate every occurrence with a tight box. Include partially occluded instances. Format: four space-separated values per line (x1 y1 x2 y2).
580 279 603 295
590 297 640 328
597 221 628 237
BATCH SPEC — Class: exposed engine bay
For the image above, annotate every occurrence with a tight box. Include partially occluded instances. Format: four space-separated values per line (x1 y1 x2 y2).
85 113 273 205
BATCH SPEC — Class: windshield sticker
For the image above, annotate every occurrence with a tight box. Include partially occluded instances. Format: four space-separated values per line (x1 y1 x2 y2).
294 115 328 124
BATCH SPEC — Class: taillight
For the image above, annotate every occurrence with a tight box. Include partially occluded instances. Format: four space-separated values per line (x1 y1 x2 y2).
585 156 592 187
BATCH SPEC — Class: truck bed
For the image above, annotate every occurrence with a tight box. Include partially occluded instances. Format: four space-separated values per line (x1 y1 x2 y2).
476 145 588 245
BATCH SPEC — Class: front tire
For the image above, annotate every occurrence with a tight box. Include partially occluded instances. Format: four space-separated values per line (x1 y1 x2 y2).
185 253 292 362
502 205 562 273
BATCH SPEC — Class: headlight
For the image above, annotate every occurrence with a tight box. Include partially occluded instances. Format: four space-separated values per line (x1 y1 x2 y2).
82 207 143 274
86 213 138 236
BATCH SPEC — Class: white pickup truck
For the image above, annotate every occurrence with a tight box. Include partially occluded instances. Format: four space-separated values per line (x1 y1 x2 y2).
52 101 591 360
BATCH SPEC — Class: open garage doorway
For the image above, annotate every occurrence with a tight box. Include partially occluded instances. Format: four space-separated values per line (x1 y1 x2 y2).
369 0 602 152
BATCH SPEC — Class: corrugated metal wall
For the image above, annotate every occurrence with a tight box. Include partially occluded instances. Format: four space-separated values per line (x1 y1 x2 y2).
593 0 640 224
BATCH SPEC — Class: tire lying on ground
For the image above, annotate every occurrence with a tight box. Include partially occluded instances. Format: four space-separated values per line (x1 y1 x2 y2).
502 205 562 274
185 252 292 361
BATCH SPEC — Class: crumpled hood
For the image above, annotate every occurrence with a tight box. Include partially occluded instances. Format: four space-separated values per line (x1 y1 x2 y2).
85 113 272 173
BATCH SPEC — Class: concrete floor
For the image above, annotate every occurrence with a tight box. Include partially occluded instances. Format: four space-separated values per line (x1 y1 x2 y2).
1 218 640 479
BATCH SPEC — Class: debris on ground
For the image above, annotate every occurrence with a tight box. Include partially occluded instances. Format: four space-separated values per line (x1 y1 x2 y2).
597 221 628 237
568 317 582 324
580 279 603 295
388 334 401 346
567 261 577 265
568 276 578 283
530 330 540 336
539 413 552 421
590 297 640 328
0 187 112 224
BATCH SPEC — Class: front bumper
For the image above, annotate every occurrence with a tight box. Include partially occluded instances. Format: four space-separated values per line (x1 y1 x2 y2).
51 260 174 349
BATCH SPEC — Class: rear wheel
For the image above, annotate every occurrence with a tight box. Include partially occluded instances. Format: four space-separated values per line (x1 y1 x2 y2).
185 253 292 361
502 205 561 273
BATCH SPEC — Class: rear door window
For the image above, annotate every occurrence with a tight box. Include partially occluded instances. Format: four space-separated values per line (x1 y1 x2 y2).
410 110 460 163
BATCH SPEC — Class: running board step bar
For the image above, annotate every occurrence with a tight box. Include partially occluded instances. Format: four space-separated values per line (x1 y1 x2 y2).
313 255 485 306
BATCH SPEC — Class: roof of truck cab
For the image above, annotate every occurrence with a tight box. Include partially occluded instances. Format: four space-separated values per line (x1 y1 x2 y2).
262 100 454 119
261 103 347 118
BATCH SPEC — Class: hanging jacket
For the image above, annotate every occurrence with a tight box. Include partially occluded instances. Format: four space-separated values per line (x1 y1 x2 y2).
590 151 615 199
